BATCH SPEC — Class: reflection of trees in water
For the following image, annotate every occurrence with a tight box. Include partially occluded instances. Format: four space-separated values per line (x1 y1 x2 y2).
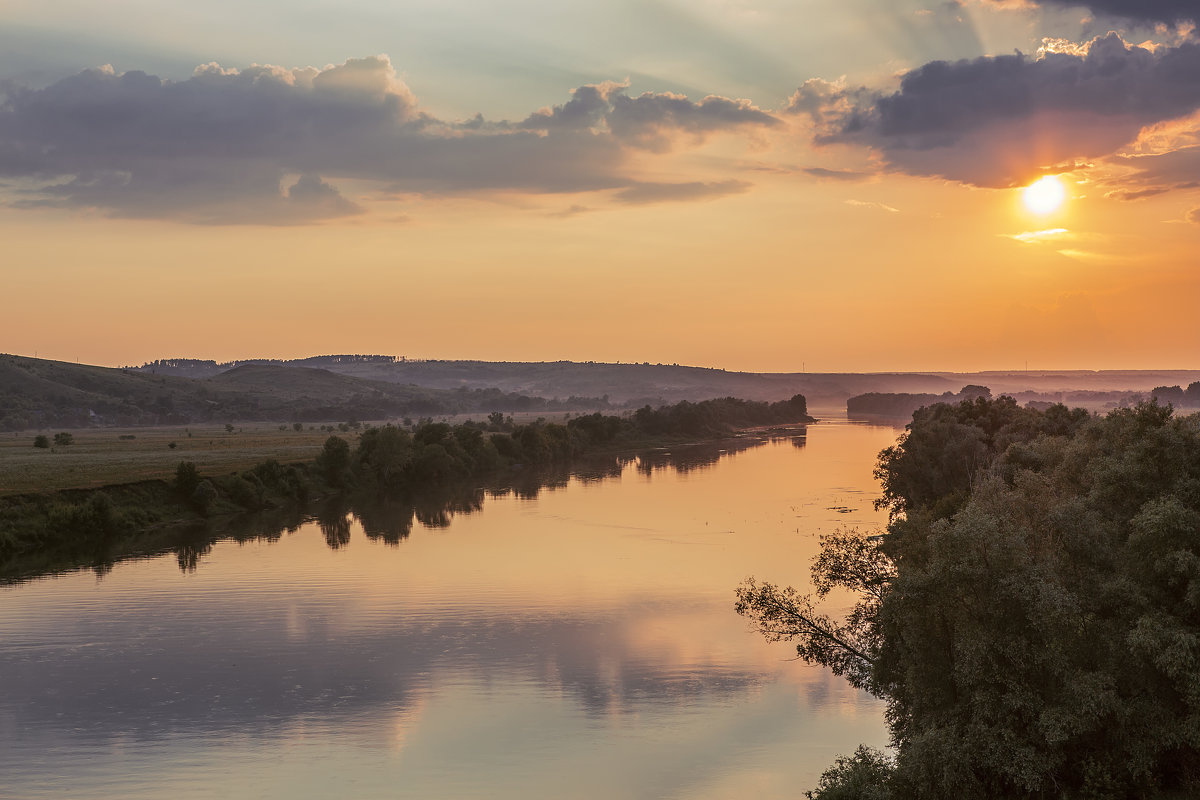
316 500 353 549
635 437 766 477
12 434 782 580
354 496 416 545
354 486 487 544
176 537 213 573
564 454 633 484
768 433 806 450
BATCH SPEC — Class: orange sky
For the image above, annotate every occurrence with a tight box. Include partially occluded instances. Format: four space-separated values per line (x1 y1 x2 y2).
2 1 1199 372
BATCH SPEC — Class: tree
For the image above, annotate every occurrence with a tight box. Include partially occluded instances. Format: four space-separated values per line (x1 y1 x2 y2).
53 432 73 446
353 425 413 490
33 435 49 448
1186 381 1200 407
806 747 895 800
1151 385 1185 407
316 435 352 487
190 480 218 515
739 399 1200 799
175 461 201 495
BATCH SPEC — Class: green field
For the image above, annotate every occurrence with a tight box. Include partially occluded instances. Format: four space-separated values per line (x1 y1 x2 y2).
0 413 579 496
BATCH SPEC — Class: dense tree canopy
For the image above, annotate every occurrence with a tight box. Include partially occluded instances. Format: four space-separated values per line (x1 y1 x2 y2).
738 398 1200 799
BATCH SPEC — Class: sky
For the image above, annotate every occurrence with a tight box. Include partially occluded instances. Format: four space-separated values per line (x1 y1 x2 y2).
2 0 1199 372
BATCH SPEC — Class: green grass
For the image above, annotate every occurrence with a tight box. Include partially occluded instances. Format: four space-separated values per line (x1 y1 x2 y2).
0 413 580 495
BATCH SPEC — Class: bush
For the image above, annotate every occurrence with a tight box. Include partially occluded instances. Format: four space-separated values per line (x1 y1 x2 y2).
53 432 73 446
175 462 201 496
190 480 218 515
223 474 261 509
316 436 352 487
47 492 129 539
805 747 895 800
33 435 49 449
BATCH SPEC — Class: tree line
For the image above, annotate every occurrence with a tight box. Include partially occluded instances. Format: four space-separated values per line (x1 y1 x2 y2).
0 395 813 565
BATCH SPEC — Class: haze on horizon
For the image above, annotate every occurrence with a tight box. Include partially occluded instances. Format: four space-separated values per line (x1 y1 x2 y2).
3 0 1199 373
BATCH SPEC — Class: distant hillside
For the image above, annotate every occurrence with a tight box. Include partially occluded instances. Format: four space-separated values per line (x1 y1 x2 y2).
135 356 962 405
18 354 1199 431
849 380 1200 420
133 357 1200 408
0 355 609 431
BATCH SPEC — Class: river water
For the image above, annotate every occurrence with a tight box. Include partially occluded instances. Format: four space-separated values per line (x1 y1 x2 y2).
0 412 901 799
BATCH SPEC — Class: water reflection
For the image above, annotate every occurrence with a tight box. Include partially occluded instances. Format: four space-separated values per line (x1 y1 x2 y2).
634 434 777 477
1 431 805 585
0 420 897 800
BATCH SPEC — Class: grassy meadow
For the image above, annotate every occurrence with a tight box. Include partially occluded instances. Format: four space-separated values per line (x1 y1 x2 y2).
0 413 583 496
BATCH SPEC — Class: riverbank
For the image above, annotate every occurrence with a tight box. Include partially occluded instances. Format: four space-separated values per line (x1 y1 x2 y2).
0 415 570 497
0 396 814 574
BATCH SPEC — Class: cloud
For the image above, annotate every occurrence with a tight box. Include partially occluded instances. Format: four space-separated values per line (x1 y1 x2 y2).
547 204 594 218
1188 207 1200 223
1107 144 1200 196
0 58 777 223
606 92 780 153
520 81 626 132
284 174 363 219
982 0 1197 25
1004 227 1070 241
844 199 900 212
1103 187 1170 200
518 82 780 153
802 166 871 181
612 180 752 205
797 34 1200 187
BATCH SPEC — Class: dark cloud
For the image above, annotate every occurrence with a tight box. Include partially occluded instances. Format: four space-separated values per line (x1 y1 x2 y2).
802 166 871 181
1103 186 1170 201
519 81 624 131
798 34 1200 187
1108 145 1200 197
612 180 752 205
984 0 1197 25
285 174 363 218
547 204 595 218
521 82 780 152
0 58 777 223
606 92 780 152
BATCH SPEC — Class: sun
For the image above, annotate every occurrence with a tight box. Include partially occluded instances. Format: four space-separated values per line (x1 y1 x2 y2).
1022 176 1067 215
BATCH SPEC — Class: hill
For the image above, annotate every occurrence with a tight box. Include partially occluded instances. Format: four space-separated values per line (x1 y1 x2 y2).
134 357 1200 408
0 355 608 431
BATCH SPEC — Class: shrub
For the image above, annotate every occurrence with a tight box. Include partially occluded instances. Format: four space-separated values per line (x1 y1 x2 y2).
175 461 201 495
190 480 218 514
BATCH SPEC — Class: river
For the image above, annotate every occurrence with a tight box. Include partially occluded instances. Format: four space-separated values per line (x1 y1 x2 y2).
0 411 902 799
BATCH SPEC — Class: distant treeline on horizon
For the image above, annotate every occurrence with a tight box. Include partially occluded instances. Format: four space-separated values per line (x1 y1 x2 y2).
849 382 1200 418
